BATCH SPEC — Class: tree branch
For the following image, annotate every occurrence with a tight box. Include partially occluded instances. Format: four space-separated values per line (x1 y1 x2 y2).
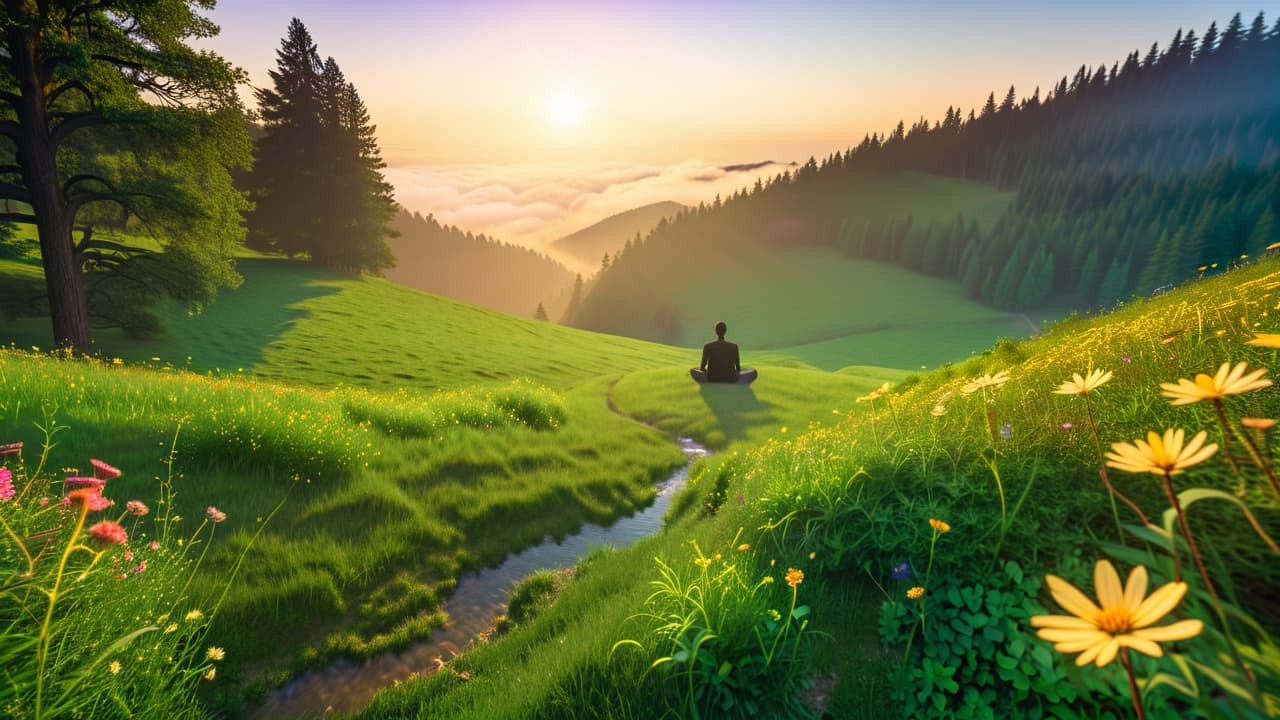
62 173 116 198
0 212 38 225
45 80 97 110
0 165 23 175
49 110 106 150
0 120 23 143
0 180 31 203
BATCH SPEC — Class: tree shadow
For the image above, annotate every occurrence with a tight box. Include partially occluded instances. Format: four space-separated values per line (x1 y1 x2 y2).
698 382 773 445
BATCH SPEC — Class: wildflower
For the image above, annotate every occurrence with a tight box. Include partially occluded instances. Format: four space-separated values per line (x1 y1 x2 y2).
124 551 133 561
929 518 951 533
735 494 744 504
164 623 178 633
1249 333 1280 348
1160 362 1271 405
694 557 712 569
126 500 149 516
206 647 225 662
785 568 804 588
88 521 128 546
1105 430 1218 476
63 476 105 490
891 563 911 580
148 541 160 551
809 552 816 560
1061 423 1074 430
1242 417 1276 430
1161 335 1178 345
1000 423 1013 440
1122 356 1131 364
0 442 22 455
767 609 782 622
1053 369 1113 395
109 660 121 675
0 467 13 501
1030 560 1202 667
90 459 121 480
203 667 216 681
206 506 227 523
737 544 750 552
907 586 924 600
930 404 946 417
762 576 774 584
68 487 113 511
186 609 204 621
133 561 146 574
961 371 1010 394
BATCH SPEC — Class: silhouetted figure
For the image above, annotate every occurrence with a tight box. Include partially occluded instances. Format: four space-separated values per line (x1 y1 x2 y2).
690 321 757 384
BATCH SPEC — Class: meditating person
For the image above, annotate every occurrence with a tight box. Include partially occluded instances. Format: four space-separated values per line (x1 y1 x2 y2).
690 321 757 384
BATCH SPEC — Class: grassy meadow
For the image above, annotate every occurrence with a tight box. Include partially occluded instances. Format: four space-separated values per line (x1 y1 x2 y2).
348 257 1280 719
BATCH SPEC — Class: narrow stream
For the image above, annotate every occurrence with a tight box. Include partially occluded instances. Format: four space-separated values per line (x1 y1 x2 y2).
251 437 709 719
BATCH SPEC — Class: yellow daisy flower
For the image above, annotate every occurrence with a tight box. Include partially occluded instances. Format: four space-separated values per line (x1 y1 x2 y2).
1104 429 1217 476
1160 362 1271 405
961 371 1010 394
906 586 924 600
206 647 225 662
929 518 951 533
785 568 804 588
1052 369 1113 395
1030 560 1202 667
1248 332 1280 348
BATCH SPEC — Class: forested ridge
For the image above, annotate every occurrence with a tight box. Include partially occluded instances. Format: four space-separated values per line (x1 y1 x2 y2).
571 11 1280 338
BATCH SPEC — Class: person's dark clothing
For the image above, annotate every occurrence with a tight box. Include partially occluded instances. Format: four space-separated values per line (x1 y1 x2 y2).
700 338 740 382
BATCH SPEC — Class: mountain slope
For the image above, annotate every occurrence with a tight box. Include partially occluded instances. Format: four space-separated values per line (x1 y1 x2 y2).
549 201 686 267
386 210 573 320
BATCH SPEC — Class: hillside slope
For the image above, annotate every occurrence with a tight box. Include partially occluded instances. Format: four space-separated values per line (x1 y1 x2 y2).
386 210 573 320
549 201 686 268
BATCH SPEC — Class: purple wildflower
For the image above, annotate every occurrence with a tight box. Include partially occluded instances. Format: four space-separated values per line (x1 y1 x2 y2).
891 562 911 580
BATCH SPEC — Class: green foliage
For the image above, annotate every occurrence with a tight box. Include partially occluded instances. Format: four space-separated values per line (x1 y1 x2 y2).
878 562 1098 719
0 431 250 719
495 569 572 634
614 539 817 719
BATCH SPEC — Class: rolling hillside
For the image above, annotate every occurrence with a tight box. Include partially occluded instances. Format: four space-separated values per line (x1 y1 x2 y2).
549 201 686 268
386 210 574 320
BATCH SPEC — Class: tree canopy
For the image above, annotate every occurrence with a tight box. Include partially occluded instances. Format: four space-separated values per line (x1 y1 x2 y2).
0 0 252 347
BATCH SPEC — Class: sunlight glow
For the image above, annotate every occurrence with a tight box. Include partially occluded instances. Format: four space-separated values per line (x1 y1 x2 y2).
543 92 585 130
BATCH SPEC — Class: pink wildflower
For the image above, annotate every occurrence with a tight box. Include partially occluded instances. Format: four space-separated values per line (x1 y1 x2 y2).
0 442 21 455
206 506 227 523
39 497 49 506
90 459 122 480
1061 423 1073 430
133 560 146 574
148 541 161 551
88 521 128 546
126 500 149 516
124 551 134 561
0 467 13 501
63 477 105 492
68 487 113 512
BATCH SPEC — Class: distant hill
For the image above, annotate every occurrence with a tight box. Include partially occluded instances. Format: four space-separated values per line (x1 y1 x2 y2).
574 11 1280 348
549 201 686 267
387 210 573 320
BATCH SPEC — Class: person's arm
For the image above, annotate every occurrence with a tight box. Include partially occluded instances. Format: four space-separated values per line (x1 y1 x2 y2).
700 344 708 371
733 344 740 372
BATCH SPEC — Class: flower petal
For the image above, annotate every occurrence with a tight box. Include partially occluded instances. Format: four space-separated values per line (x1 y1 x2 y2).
1037 628 1106 644
1030 615 1100 630
1131 619 1203 642
1094 636 1121 667
1117 635 1164 658
1046 575 1101 619
1122 565 1148 612
1094 560 1124 609
1131 582 1187 629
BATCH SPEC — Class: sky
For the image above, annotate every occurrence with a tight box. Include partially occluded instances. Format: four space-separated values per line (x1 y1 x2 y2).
198 1 1277 250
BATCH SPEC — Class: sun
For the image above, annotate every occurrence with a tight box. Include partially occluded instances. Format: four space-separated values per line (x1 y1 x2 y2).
543 92 585 130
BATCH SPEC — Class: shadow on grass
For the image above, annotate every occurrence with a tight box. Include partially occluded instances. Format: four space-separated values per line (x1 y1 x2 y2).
698 381 773 445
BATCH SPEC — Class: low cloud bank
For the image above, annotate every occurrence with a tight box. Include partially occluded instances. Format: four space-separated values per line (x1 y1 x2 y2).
385 160 792 253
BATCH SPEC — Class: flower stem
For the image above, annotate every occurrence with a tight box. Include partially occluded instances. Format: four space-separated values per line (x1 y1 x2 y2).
1161 472 1217 603
1120 648 1146 720
1211 399 1243 476
1224 411 1280 496
1084 396 1151 529
35 501 89 720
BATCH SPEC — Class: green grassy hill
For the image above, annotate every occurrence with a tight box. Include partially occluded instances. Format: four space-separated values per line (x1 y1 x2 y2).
0 254 904 716
352 255 1280 720
571 171 1022 368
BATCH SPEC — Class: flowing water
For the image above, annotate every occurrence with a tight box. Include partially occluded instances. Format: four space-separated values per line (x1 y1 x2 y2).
251 437 709 719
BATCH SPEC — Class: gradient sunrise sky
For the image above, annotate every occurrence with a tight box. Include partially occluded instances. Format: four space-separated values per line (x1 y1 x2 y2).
202 0 1270 165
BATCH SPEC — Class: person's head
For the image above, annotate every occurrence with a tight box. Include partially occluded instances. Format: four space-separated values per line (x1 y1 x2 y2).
714 321 727 339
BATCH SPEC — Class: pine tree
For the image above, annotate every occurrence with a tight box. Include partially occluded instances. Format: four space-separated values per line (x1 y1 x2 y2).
1245 208 1278 256
560 274 585 324
534 302 548 321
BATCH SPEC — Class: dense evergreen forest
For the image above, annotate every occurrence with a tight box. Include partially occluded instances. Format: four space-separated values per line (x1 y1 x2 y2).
386 210 573 319
571 11 1280 336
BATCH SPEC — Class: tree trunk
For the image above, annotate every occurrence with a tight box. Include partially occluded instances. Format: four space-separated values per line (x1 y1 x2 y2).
12 24 91 351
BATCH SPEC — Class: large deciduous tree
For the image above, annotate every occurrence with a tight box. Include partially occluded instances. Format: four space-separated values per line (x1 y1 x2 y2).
0 0 252 349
